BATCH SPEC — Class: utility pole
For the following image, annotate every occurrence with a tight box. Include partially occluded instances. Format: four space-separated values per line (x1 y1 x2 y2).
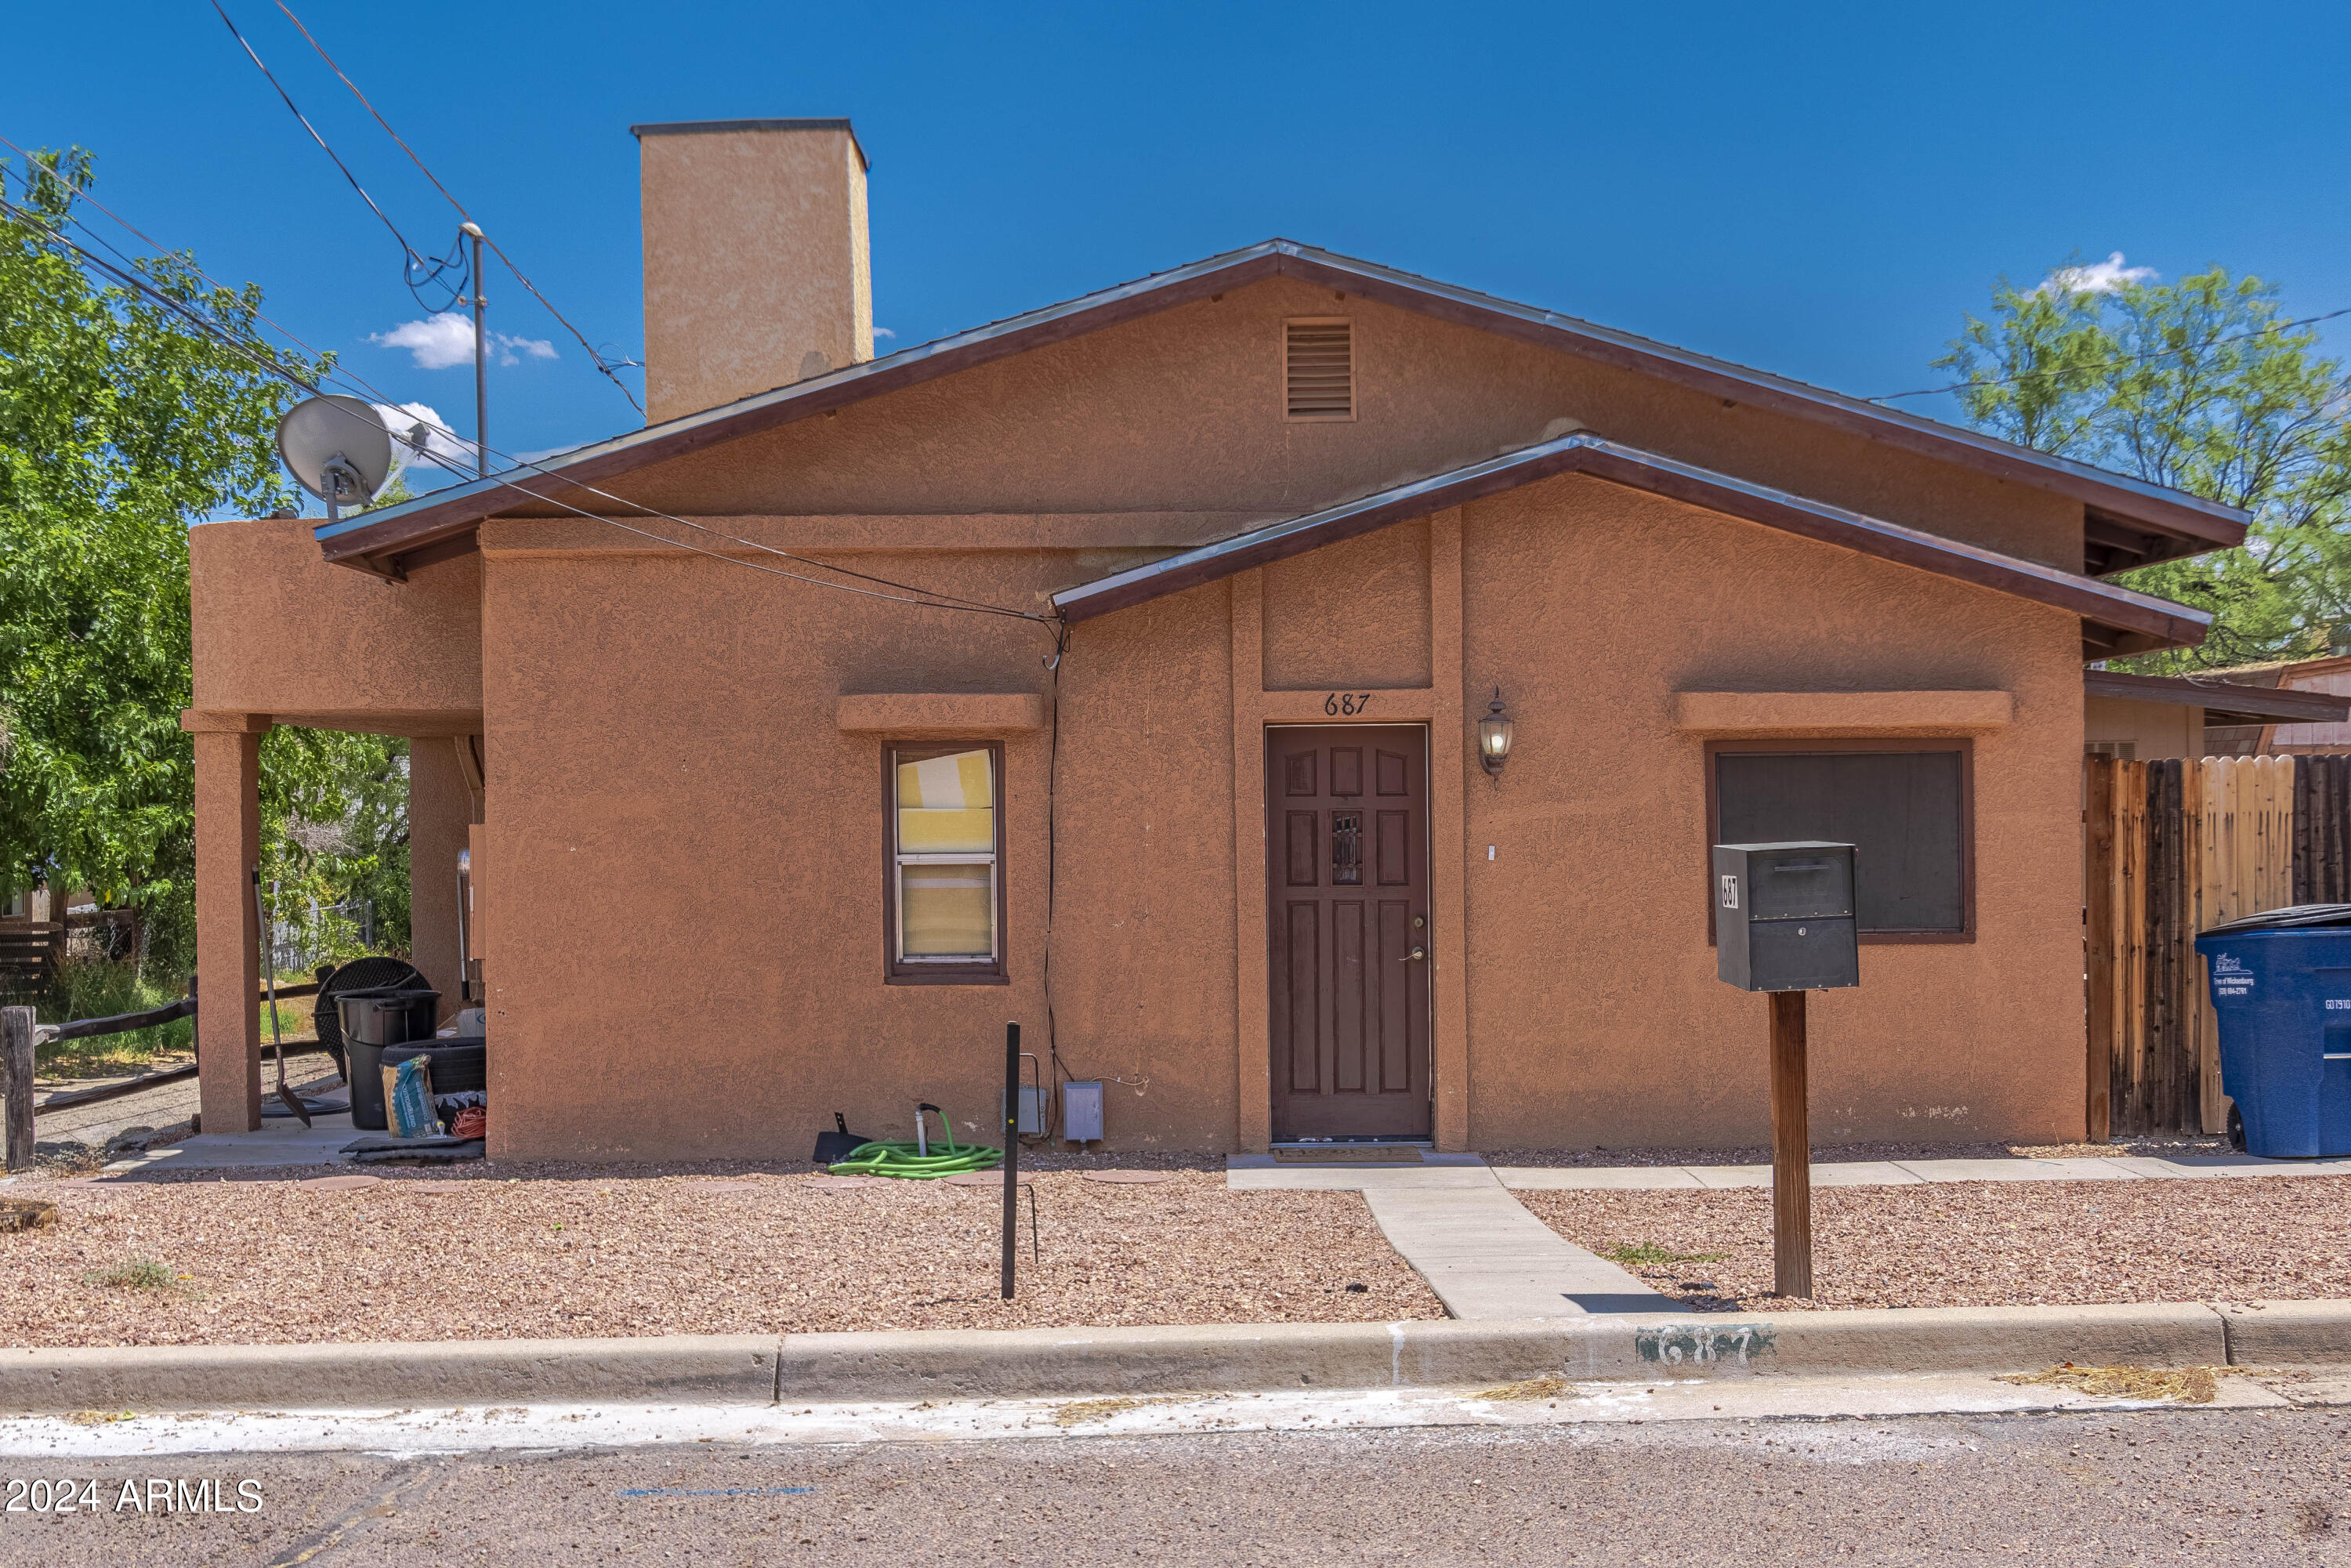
462 221 487 478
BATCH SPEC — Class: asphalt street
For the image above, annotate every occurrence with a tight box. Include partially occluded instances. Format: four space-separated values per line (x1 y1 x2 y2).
1 1403 2346 1567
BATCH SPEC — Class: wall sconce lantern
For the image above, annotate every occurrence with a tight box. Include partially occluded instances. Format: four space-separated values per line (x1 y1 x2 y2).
1477 689 1515 776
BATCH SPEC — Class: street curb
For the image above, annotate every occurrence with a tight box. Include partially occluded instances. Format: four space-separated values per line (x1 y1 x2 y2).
0 1335 775 1413
0 1302 2342 1414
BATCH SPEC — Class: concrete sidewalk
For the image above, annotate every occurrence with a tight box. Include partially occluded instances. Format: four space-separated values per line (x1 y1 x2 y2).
1491 1153 2351 1190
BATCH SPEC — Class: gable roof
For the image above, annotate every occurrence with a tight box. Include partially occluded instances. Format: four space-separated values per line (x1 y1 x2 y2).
313 239 2250 580
1051 433 2213 657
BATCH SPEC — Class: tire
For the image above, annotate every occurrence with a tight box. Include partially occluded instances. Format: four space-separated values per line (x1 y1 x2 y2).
2227 1102 2247 1153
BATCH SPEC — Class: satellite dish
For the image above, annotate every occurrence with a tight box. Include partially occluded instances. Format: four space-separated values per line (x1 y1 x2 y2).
276 396 392 516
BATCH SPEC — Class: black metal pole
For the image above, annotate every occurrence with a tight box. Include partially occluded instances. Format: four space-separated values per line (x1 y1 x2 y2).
1002 1021 1020 1300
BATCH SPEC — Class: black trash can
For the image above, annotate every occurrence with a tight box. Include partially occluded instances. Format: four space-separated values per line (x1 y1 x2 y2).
338 989 440 1130
382 1039 487 1095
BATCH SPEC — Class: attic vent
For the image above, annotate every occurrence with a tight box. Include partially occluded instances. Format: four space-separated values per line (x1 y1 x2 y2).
1285 318 1354 421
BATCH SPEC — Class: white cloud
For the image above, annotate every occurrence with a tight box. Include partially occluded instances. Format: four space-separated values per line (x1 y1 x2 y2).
2038 252 2158 297
370 313 476 369
874 326 896 339
370 313 560 368
373 401 476 473
496 333 558 366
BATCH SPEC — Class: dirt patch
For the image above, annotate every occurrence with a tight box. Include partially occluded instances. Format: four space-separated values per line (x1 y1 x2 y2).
1521 1175 2351 1310
0 1168 1440 1347
1048 1395 1197 1427
1472 1375 1575 1402
1997 1364 2255 1403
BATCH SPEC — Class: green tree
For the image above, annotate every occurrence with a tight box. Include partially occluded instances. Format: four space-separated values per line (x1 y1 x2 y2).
1935 262 2351 671
0 147 408 973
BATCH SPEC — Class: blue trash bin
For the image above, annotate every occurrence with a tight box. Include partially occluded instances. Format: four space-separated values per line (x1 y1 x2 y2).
2194 904 2351 1158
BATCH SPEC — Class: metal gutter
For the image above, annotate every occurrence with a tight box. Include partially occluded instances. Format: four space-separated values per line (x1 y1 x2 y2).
1049 433 2215 653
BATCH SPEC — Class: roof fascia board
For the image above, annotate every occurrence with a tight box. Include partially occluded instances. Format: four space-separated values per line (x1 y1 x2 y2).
1050 434 2213 651
317 238 2248 572
2083 669 2351 722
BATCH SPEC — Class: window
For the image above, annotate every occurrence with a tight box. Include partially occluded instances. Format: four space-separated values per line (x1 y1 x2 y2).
1284 318 1353 420
885 743 1006 983
1709 742 1971 940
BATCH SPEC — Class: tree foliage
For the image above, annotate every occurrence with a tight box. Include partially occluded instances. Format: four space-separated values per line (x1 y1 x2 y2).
1936 263 2351 671
0 147 408 972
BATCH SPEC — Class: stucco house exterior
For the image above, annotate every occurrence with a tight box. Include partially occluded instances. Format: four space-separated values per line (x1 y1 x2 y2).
185 118 2257 1161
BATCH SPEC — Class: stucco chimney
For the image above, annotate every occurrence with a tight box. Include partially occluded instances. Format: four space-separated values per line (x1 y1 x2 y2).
632 118 875 424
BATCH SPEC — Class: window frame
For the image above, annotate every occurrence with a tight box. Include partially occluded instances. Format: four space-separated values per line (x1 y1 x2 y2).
1703 737 1976 946
882 739 1009 986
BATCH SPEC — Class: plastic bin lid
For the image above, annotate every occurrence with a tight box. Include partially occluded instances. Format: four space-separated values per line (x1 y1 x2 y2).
2200 904 2351 936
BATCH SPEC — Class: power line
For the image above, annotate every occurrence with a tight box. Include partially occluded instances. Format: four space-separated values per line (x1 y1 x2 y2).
267 0 645 415
205 0 469 314
2 187 1048 628
1871 305 2351 404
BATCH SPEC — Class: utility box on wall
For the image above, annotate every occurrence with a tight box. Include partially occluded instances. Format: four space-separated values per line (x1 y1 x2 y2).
1714 842 1860 993
1061 1080 1104 1143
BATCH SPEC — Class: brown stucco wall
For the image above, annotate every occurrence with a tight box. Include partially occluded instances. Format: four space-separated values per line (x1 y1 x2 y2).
1454 475 2084 1148
189 519 482 731
476 538 1247 1159
468 466 2084 1161
408 737 481 1019
512 277 2084 573
2084 694 2201 760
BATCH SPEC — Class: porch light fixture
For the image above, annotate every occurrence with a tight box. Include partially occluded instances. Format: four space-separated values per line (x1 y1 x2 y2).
1477 690 1514 776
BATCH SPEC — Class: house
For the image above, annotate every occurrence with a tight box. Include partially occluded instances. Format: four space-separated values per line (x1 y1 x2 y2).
2084 668 2351 760
184 118 2257 1160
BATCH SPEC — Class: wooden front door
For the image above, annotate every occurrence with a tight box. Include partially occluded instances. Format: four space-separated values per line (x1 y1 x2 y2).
1267 726 1433 1139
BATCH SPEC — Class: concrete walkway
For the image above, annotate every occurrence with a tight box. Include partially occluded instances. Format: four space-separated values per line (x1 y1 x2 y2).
96 1109 361 1174
1227 1156 1670 1318
1491 1153 2351 1190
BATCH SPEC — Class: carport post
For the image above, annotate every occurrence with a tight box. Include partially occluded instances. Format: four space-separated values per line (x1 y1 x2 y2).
1769 990 1813 1298
183 711 270 1135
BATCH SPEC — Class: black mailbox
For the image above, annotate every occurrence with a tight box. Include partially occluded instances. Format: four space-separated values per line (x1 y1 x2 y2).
1714 842 1860 993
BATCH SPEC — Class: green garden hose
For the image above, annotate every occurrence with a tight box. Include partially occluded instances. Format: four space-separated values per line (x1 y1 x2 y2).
828 1104 1002 1179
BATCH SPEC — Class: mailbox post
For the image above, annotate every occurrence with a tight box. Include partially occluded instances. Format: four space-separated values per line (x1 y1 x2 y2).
1713 842 1859 1298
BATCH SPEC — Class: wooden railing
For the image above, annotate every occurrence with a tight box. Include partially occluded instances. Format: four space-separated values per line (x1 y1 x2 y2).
1 974 330 1171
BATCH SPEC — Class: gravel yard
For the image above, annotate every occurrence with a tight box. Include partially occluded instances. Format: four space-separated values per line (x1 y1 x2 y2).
0 1166 1440 1348
1522 1174 2351 1312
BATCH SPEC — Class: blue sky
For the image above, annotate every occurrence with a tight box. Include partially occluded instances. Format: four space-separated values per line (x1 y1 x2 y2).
13 0 2349 491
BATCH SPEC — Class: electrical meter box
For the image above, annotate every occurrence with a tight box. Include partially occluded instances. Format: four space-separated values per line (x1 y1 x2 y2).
1713 842 1860 993
1061 1081 1105 1143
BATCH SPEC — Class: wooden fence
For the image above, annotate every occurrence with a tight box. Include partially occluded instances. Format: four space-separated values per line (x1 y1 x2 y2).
2085 753 2351 1139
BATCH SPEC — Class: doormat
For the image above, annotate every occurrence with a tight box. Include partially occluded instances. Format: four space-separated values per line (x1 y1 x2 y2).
1272 1146 1423 1163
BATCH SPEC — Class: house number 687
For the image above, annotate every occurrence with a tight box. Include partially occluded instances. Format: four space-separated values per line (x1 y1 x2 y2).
1323 692 1373 716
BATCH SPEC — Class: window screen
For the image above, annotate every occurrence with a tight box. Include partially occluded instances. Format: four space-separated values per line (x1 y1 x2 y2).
1715 750 1966 933
889 745 1002 974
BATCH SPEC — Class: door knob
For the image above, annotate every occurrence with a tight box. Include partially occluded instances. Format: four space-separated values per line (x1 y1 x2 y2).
1401 947 1427 962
